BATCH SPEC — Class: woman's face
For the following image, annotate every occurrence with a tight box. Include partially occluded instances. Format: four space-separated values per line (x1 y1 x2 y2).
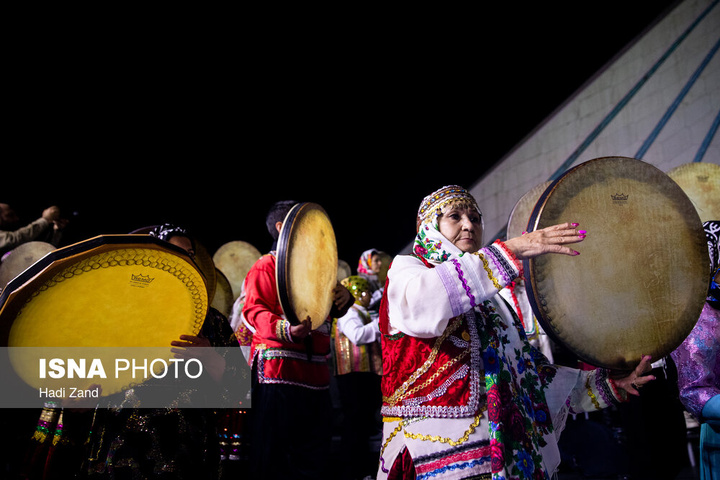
168 235 196 257
357 290 371 308
370 254 382 274
437 204 483 253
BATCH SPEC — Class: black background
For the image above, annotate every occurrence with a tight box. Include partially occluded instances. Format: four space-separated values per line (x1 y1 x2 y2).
4 2 679 265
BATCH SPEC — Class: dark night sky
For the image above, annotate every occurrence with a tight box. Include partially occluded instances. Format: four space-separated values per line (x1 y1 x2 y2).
4 2 679 267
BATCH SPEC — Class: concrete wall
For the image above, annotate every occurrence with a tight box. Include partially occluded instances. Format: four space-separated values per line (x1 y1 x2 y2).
403 0 719 251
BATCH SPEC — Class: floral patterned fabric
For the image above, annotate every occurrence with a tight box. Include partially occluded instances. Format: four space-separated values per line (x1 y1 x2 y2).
703 221 720 309
671 302 720 419
670 221 720 419
379 213 623 479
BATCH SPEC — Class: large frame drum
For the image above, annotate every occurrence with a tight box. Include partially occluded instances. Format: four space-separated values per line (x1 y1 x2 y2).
0 235 208 397
524 157 710 370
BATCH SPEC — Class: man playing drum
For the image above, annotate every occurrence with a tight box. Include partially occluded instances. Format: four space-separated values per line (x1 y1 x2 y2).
242 200 354 480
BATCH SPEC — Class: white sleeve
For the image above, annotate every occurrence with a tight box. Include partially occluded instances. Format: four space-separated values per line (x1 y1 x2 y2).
386 245 521 338
337 307 380 345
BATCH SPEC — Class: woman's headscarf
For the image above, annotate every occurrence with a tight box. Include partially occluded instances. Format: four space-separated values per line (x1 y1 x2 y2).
704 220 720 307
413 185 483 265
148 223 190 243
357 249 378 275
705 221 720 275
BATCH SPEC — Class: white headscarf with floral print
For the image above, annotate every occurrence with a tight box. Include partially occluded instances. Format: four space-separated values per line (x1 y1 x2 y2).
413 185 484 265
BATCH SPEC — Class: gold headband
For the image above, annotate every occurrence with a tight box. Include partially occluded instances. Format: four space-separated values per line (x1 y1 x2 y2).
417 185 481 227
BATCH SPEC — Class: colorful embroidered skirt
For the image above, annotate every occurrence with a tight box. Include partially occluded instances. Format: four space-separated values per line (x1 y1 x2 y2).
378 415 493 480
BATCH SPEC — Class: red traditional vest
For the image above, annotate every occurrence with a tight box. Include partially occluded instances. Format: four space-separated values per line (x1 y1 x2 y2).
379 274 484 418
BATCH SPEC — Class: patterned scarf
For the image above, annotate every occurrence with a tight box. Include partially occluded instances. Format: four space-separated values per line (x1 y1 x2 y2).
413 185 482 266
357 249 378 275
148 223 189 242
412 223 457 265
704 221 720 308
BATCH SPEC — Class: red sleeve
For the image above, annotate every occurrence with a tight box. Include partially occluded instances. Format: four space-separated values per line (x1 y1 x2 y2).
241 255 292 344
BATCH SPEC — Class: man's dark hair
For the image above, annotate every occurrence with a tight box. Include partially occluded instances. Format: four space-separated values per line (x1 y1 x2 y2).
266 200 297 240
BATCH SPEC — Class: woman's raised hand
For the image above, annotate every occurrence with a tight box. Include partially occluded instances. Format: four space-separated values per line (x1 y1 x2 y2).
503 222 586 260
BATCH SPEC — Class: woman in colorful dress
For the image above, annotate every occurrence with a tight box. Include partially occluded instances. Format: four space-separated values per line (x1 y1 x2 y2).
378 185 653 480
671 220 720 479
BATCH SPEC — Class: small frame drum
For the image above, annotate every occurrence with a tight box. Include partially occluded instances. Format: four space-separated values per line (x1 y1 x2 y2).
667 162 720 224
213 240 262 301
0 241 55 292
276 203 338 330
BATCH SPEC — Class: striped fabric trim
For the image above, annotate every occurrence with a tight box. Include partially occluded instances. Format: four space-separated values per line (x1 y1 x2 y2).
413 440 492 480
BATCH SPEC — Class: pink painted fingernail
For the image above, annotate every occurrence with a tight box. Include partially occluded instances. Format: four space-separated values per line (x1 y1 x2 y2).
571 223 579 227
578 230 587 235
573 250 581 256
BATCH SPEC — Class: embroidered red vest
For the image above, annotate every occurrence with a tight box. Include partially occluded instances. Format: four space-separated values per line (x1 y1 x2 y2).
379 275 483 418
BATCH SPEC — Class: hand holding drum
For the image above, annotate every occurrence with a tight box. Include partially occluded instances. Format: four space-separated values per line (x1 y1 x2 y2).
504 222 586 259
505 220 656 394
275 203 340 330
520 157 709 374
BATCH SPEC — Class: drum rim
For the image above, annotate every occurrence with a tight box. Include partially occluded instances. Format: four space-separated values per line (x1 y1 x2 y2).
506 180 552 241
0 241 56 288
275 202 335 327
0 234 206 345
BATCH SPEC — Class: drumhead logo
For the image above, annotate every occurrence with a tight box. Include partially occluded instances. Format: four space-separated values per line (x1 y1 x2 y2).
130 273 155 288
611 193 629 205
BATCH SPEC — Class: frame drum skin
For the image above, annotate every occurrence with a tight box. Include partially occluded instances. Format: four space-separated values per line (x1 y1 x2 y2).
0 235 208 396
524 157 710 371
276 203 338 330
506 181 552 240
0 241 55 292
213 240 262 301
667 162 720 223
211 268 234 317
130 225 217 305
337 259 352 283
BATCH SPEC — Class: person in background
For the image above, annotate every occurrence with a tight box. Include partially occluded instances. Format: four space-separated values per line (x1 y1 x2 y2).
80 223 245 480
357 249 382 291
357 248 391 315
242 200 354 480
334 275 383 480
672 220 720 479
0 203 69 477
0 203 68 256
